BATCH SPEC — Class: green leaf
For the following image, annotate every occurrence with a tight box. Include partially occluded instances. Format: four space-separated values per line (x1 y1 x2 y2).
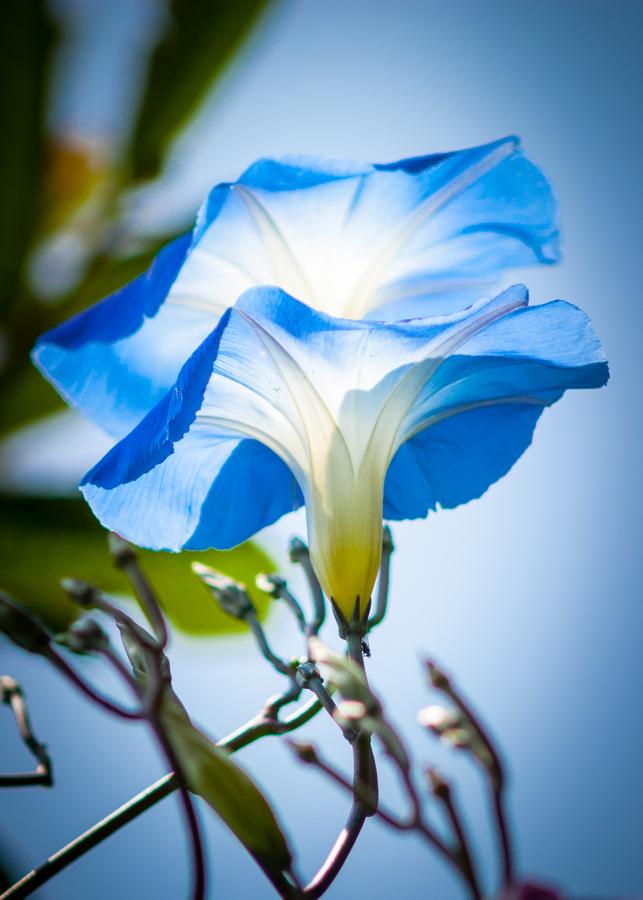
162 694 293 874
129 0 273 180
0 0 56 316
0 496 274 635
0 366 64 438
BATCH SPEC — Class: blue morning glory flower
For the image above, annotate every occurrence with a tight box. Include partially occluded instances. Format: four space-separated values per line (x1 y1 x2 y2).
79 284 607 621
33 137 559 438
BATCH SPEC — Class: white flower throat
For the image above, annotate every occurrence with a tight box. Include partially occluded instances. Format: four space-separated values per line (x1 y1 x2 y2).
194 288 527 620
167 140 515 324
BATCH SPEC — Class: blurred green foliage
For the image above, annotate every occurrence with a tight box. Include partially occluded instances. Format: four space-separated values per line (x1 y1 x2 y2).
0 496 275 636
0 0 273 434
0 1 276 636
131 0 271 179
0 0 55 316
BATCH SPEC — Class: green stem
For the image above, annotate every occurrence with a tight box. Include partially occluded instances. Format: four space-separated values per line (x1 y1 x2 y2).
0 697 324 900
302 634 377 898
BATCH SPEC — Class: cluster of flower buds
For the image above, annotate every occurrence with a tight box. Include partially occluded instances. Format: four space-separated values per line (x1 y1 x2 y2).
0 591 52 655
418 659 499 780
309 637 409 770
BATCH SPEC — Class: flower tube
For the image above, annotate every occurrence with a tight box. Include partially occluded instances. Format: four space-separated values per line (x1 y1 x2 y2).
78 284 607 624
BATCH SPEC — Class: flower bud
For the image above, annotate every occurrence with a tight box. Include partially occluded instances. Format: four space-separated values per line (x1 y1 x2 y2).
108 532 137 568
288 537 309 564
425 659 451 691
308 637 371 703
417 704 463 734
56 618 108 655
255 573 286 597
335 699 368 721
192 562 255 620
117 620 170 684
0 593 51 655
426 767 451 800
286 740 319 765
60 577 100 608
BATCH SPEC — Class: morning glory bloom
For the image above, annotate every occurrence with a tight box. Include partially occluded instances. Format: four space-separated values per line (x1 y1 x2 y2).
79 284 607 622
33 137 559 438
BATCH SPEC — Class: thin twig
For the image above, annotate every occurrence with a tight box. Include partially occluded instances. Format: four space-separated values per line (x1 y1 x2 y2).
261 681 303 720
429 661 513 888
102 625 205 900
43 648 143 721
149 709 205 900
61 579 159 653
427 769 481 899
1 695 325 900
246 609 293 677
108 536 168 649
289 538 325 636
0 676 52 788
289 742 484 898
0 773 180 899
257 574 308 635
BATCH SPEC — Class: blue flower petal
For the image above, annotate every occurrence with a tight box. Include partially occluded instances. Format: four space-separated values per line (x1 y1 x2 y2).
79 286 607 573
31 233 212 437
384 403 546 518
80 309 303 549
33 139 559 436
382 297 607 518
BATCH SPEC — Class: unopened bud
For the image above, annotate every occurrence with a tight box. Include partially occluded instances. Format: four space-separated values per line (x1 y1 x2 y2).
108 533 137 568
287 740 319 765
441 727 474 749
417 704 462 734
192 563 255 620
425 659 451 691
288 537 308 564
56 618 108 655
309 637 370 702
118 621 170 683
0 593 51 654
255 573 286 597
335 699 368 721
382 525 394 553
426 767 451 800
60 578 100 608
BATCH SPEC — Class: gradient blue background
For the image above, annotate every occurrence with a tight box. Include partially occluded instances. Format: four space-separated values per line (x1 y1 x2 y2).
2 1 642 897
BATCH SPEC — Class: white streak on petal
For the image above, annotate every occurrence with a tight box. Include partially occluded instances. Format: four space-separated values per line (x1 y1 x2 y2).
342 140 515 318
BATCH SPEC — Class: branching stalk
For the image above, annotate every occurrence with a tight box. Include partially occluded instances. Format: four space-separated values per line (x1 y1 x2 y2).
0 676 52 788
0 694 326 900
301 633 377 898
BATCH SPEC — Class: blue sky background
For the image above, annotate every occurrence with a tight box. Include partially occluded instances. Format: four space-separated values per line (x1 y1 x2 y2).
1 1 642 898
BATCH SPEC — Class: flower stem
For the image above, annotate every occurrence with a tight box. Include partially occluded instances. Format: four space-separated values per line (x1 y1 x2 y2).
0 773 179 899
150 712 205 900
0 696 325 900
302 633 377 898
0 676 52 789
436 670 514 888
